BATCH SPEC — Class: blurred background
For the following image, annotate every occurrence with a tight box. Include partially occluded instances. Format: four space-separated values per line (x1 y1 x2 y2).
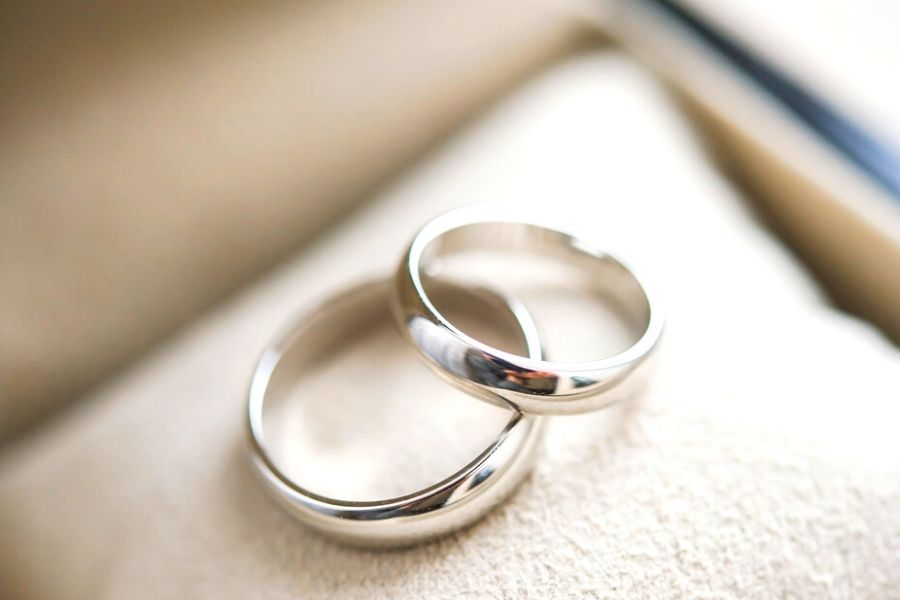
1 0 899 450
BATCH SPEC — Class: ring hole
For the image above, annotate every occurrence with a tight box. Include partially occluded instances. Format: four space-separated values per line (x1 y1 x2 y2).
423 244 643 363
260 282 529 501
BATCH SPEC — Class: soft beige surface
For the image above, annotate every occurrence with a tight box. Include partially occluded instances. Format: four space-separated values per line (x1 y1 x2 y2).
2 53 899 598
0 0 582 438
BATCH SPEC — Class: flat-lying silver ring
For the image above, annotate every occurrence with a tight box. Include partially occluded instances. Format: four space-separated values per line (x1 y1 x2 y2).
392 204 664 415
247 278 545 547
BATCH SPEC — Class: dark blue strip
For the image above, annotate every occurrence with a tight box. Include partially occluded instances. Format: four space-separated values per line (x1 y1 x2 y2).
643 0 900 203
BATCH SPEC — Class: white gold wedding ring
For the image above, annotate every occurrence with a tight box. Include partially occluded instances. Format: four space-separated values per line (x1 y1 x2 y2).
249 206 663 545
392 205 664 415
247 279 544 546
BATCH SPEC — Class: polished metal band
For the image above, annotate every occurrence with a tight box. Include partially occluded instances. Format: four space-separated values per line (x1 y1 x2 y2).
392 205 664 415
246 279 544 546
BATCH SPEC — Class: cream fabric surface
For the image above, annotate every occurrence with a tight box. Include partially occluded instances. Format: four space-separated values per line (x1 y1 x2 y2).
2 53 899 598
0 0 581 438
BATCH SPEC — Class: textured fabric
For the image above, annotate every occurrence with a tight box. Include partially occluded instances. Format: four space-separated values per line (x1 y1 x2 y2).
0 0 581 438
1 53 898 599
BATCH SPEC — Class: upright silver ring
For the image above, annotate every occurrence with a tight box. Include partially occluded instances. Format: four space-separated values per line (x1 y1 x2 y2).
247 279 545 547
392 205 664 415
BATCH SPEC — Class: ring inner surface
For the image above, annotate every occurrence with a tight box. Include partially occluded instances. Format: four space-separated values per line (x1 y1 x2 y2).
259 280 534 502
419 221 651 364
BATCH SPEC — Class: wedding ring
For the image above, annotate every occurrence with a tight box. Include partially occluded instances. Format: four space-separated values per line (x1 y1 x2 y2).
247 279 544 546
392 205 664 415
